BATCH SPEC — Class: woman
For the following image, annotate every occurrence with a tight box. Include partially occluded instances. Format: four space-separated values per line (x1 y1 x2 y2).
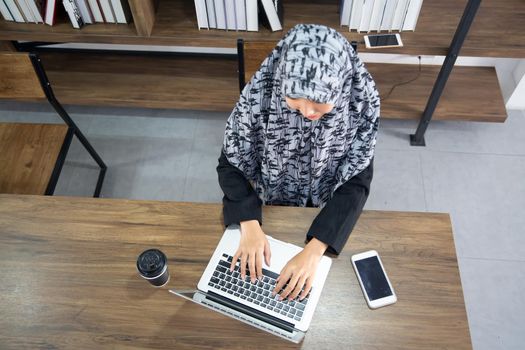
217 24 380 302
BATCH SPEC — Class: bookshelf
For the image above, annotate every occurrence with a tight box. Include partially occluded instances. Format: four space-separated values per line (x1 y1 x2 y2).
0 0 523 57
0 0 521 123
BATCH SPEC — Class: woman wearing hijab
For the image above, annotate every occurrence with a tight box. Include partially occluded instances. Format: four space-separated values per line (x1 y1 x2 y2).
217 24 380 302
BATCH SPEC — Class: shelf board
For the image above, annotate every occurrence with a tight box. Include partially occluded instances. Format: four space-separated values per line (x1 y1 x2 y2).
368 63 507 122
0 0 523 58
41 52 239 111
40 52 506 123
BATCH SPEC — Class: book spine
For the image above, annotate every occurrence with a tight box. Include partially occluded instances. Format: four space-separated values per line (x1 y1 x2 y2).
26 0 44 22
110 0 130 24
98 0 114 22
224 0 235 30
205 0 216 28
235 0 246 30
260 0 281 31
0 0 15 21
245 0 257 31
87 0 103 22
358 0 374 33
4 0 25 22
349 0 364 31
44 0 56 25
214 0 226 30
194 0 209 29
75 0 93 23
17 0 36 22
63 0 84 28
340 0 353 26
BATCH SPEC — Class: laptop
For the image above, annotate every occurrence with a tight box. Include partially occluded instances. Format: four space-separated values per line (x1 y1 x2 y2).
170 225 332 343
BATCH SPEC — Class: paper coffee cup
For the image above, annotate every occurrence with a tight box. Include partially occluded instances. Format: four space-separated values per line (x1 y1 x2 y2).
136 249 170 287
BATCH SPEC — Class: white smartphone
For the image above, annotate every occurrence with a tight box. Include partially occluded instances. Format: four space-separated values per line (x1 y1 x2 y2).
351 250 397 309
364 33 403 49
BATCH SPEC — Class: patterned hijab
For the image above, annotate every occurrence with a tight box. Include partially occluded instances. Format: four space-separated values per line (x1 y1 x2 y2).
223 24 380 207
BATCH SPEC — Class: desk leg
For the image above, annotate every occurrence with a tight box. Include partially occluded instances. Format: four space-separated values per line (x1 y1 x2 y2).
410 0 482 146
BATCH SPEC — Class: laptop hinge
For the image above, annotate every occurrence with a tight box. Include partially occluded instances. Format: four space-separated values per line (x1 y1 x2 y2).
206 290 296 333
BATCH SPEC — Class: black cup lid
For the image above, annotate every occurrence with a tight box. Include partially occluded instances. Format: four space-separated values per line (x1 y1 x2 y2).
137 249 167 278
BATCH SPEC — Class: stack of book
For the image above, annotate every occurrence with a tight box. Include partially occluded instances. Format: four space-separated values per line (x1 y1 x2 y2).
0 0 131 28
194 0 283 32
340 0 423 32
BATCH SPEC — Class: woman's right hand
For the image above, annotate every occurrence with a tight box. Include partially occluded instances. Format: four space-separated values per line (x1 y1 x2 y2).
230 220 271 283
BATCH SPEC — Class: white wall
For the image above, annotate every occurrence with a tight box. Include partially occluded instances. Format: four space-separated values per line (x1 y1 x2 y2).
506 60 525 111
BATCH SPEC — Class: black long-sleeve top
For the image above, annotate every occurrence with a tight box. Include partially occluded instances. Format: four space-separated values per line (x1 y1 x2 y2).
217 151 373 254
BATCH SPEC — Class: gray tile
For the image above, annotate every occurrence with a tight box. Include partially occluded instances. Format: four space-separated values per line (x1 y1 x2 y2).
375 124 420 151
422 110 525 156
459 257 525 350
365 150 427 211
87 113 198 139
53 138 101 197
0 101 92 132
128 137 193 201
182 116 226 203
421 152 525 261
56 135 193 201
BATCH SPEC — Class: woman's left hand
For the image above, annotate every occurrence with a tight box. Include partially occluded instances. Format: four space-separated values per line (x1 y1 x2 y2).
272 238 328 301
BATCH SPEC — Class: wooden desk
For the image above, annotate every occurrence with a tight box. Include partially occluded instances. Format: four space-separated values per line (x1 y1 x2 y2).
0 194 471 349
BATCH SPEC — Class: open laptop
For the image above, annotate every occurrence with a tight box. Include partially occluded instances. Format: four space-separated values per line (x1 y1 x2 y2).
170 225 332 343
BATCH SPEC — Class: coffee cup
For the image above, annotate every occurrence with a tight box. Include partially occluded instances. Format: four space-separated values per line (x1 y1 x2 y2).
136 249 170 287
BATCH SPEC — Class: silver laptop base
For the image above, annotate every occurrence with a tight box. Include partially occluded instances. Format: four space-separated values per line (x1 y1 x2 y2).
170 289 305 344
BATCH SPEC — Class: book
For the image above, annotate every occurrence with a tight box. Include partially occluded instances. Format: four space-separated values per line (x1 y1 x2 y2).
340 0 352 26
402 0 423 31
358 0 374 33
44 0 57 25
245 0 257 31
380 0 398 32
235 0 246 30
369 0 385 32
87 0 103 22
110 0 131 23
0 0 15 21
63 0 84 28
225 0 235 30
76 0 93 24
33 0 46 22
17 0 36 22
3 0 24 22
214 0 226 30
274 0 283 25
349 0 364 31
205 0 216 28
260 0 282 31
194 0 208 29
98 0 114 22
391 0 408 31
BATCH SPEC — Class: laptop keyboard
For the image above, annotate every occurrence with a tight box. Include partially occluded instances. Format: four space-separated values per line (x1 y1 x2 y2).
207 253 309 322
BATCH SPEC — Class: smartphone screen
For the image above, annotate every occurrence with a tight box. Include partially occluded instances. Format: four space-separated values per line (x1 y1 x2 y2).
355 256 393 301
367 34 400 47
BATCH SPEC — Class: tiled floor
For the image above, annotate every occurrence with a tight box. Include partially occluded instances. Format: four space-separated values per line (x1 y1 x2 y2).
1 98 524 349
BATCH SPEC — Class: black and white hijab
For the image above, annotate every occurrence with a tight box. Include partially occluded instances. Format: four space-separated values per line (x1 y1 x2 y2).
223 24 380 207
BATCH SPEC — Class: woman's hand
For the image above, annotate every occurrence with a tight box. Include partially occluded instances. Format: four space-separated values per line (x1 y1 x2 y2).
230 220 271 283
272 238 328 301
